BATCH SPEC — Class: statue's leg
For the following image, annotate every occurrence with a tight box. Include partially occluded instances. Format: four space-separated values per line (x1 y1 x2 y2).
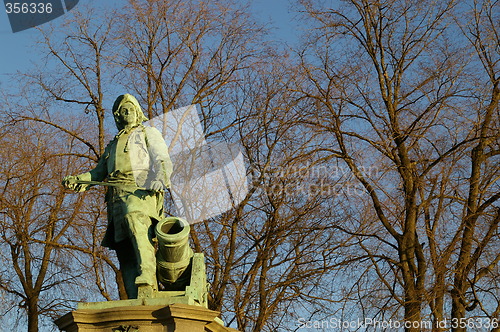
125 211 157 291
115 239 139 299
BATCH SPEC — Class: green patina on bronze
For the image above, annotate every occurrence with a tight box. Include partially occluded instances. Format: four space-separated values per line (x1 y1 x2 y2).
63 94 173 299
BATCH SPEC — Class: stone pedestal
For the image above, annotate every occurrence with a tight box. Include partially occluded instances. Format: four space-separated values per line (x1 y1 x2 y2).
54 251 233 331
55 302 239 332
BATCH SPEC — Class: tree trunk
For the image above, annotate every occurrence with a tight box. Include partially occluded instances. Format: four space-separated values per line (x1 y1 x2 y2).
401 260 422 332
451 290 466 332
27 297 39 332
432 272 446 332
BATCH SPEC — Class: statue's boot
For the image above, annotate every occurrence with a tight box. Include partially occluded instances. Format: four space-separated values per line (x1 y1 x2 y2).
134 239 157 298
135 253 157 288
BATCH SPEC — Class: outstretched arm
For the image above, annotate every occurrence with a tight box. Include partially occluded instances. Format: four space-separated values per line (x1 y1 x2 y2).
62 145 110 192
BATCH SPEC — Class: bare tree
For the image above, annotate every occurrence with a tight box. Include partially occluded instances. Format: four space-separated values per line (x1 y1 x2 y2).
111 0 267 124
20 3 129 301
451 0 500 330
8 1 498 331
177 50 352 331
0 109 89 331
297 0 499 331
26 3 118 157
71 4 345 330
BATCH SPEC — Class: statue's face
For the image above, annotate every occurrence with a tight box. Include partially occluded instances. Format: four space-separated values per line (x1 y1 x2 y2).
118 102 137 127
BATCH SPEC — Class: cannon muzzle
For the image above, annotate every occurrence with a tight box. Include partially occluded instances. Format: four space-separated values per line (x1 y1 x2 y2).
155 217 194 291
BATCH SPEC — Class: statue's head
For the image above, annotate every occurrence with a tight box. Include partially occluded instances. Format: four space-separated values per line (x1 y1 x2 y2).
112 94 148 130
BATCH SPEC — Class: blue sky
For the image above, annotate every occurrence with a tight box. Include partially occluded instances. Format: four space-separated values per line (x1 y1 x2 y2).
0 0 301 85
0 3 38 82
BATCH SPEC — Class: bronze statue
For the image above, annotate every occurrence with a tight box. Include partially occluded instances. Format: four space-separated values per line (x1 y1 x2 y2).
63 94 173 299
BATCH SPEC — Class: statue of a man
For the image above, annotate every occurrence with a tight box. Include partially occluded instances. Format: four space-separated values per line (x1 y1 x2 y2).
63 94 172 299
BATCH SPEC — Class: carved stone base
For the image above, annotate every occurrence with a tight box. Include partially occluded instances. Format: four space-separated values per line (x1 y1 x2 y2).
54 303 239 332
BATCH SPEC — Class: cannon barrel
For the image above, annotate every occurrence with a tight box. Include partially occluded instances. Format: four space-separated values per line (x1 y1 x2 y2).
155 217 194 290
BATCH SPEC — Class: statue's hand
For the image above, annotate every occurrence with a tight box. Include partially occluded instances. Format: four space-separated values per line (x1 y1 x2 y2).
62 175 77 189
62 175 86 192
150 180 164 192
